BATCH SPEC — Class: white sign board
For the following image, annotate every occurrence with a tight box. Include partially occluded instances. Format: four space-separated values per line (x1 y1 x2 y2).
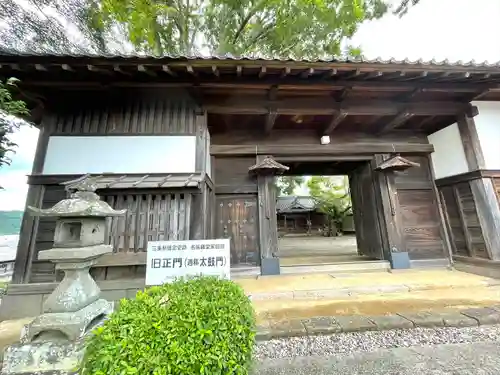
146 239 231 286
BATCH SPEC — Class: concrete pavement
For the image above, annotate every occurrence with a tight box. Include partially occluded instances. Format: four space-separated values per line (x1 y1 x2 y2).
254 340 500 374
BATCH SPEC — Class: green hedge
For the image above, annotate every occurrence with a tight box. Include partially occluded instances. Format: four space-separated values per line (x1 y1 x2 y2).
82 276 256 375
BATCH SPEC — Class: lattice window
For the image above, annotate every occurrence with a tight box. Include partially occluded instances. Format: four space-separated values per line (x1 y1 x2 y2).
102 192 192 253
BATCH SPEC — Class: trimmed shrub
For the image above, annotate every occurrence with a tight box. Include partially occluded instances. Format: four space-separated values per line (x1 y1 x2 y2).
82 276 256 375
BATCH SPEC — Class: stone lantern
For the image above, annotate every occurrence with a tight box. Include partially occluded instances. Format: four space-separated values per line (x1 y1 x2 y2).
2 175 126 374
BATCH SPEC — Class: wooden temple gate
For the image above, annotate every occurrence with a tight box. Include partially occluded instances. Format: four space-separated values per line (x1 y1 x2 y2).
4 54 500 285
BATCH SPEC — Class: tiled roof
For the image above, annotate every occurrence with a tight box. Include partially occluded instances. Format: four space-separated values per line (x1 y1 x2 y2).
1 50 500 69
277 196 317 213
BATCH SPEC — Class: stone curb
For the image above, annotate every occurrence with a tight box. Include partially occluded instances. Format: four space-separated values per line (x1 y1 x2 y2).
248 280 500 301
255 305 500 341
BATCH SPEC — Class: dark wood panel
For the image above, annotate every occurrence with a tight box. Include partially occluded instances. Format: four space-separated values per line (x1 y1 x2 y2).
30 188 197 282
103 192 193 253
398 189 444 259
394 156 432 190
43 89 199 134
215 195 259 266
213 157 257 192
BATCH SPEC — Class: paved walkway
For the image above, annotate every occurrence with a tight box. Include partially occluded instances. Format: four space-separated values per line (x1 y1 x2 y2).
255 341 500 374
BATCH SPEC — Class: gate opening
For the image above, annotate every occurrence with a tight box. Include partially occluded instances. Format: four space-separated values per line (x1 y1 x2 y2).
276 159 388 270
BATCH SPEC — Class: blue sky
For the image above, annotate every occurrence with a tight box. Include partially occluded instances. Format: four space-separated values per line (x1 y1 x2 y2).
1 0 500 210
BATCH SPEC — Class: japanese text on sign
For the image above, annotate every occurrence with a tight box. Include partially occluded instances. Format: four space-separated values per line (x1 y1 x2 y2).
145 239 230 285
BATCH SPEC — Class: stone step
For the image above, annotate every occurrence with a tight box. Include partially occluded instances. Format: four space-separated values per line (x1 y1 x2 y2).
248 280 500 301
256 305 500 341
280 261 390 275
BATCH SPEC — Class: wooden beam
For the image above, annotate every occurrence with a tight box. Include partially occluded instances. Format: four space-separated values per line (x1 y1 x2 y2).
280 67 291 78
87 64 112 75
457 109 485 170
203 97 472 116
300 68 314 78
259 66 267 78
378 110 414 134
113 65 131 76
344 69 361 79
417 115 436 129
21 78 497 93
236 65 242 77
211 65 220 77
210 142 434 156
34 64 47 71
404 88 422 100
323 68 337 78
471 89 491 100
61 64 73 72
265 86 278 134
336 88 351 101
138 64 156 76
323 110 347 134
162 65 177 76
186 65 197 76
265 110 278 134
402 71 428 81
366 71 383 79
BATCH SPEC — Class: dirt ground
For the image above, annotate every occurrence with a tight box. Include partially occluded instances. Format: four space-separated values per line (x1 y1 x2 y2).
278 234 369 265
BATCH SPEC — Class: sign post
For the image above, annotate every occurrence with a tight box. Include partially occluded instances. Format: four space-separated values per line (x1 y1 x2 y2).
146 238 231 286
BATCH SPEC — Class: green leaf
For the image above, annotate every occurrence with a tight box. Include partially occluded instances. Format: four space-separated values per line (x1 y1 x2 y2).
81 276 256 374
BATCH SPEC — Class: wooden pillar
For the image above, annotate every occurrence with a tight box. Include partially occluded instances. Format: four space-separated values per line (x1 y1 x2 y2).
456 108 500 260
249 155 288 276
12 118 51 284
372 154 410 268
257 174 279 271
470 178 500 260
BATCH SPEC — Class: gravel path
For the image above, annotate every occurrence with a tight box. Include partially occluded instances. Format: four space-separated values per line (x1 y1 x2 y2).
254 325 500 360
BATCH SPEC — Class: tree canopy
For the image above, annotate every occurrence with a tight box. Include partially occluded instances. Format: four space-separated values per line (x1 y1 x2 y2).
1 0 392 58
307 176 352 236
0 0 420 169
394 0 420 17
0 78 29 185
276 176 305 196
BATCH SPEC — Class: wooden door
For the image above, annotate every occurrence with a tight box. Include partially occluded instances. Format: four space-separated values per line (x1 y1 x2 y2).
350 162 385 260
216 195 259 266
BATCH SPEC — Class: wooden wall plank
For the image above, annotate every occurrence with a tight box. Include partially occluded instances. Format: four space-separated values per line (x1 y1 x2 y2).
47 89 198 135
214 157 257 193
470 178 500 260
394 155 446 260
455 182 488 258
439 186 468 256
